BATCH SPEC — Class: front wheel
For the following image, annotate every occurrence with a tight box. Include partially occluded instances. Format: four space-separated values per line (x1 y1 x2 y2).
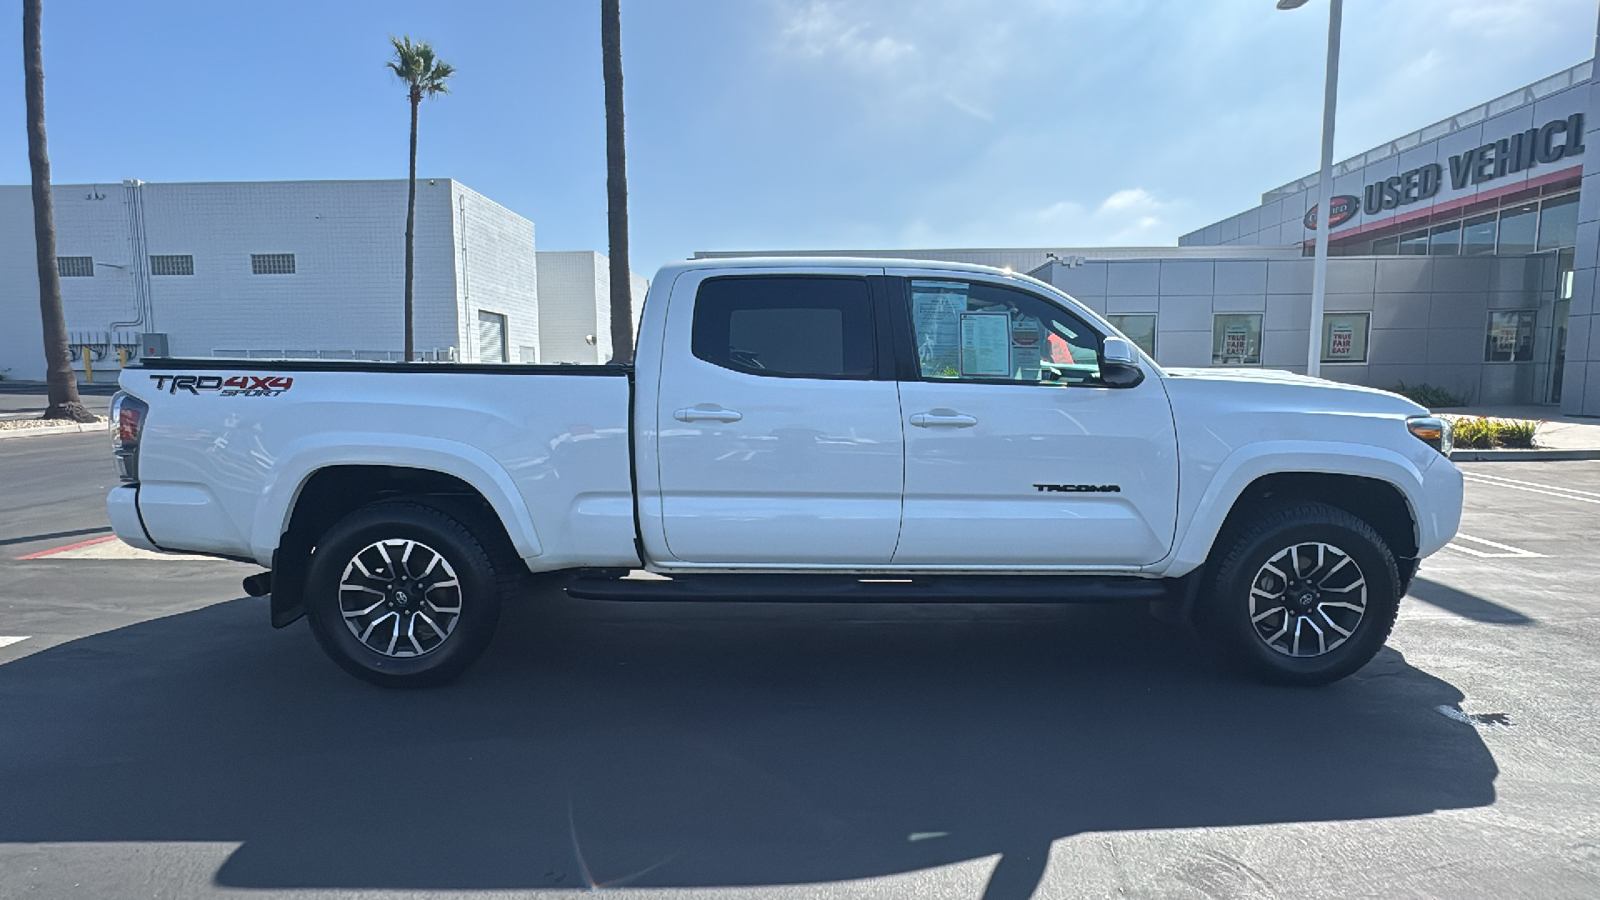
1200 501 1400 686
305 500 506 687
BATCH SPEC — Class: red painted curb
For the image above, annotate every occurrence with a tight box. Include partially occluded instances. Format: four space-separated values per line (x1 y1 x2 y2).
15 534 118 560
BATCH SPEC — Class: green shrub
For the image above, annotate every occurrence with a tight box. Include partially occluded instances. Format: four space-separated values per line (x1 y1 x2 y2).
1445 416 1540 450
1452 416 1493 449
1494 418 1539 449
1392 381 1468 408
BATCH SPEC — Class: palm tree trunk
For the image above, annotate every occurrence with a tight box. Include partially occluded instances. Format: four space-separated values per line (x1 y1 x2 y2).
403 90 419 362
601 0 634 365
23 0 90 421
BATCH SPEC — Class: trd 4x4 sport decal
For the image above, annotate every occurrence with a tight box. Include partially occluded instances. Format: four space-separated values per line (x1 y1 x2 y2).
150 374 294 397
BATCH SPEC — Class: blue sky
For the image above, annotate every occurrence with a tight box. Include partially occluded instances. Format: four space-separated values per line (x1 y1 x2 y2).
0 0 1595 275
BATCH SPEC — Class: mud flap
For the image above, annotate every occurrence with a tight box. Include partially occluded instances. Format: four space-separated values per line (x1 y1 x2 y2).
267 540 312 629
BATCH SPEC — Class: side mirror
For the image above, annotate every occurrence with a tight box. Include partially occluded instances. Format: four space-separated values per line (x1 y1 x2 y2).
1100 336 1145 388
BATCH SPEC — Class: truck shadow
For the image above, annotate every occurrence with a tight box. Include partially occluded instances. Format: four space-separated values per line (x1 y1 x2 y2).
0 594 1496 899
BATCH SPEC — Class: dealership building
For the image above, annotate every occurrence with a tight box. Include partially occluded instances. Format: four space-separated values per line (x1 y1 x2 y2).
0 178 646 382
704 53 1600 414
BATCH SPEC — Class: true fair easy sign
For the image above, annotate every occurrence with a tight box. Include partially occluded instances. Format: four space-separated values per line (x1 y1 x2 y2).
1305 113 1586 230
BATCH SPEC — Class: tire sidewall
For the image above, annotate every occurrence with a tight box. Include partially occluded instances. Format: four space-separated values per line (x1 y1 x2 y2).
1209 516 1398 685
305 505 501 686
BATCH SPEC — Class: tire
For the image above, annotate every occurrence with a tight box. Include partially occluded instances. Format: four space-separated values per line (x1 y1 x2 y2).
1199 500 1400 686
304 499 507 687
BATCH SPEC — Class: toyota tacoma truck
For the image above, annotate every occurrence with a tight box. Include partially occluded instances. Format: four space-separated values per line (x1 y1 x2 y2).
106 257 1463 687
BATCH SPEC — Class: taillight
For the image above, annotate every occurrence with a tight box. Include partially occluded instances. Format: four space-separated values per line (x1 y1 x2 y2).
110 391 149 483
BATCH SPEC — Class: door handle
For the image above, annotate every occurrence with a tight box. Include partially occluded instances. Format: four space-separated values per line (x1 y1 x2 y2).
910 411 978 428
674 406 743 423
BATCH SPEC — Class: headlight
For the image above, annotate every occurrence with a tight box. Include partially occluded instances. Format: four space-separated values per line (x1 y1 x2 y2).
1407 415 1452 456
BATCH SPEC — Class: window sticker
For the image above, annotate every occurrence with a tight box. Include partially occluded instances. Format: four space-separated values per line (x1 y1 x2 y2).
1010 313 1042 381
911 281 966 377
959 312 1011 377
1328 323 1354 358
1223 323 1248 358
1492 319 1520 353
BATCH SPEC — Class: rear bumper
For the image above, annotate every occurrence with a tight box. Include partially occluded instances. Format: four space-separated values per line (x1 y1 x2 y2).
107 486 160 552
1416 456 1464 558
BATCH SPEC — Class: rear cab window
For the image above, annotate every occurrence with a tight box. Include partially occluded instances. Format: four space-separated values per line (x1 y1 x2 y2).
692 276 876 379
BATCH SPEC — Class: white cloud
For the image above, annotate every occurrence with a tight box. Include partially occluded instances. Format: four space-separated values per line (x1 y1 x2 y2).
890 188 1180 249
778 1 914 71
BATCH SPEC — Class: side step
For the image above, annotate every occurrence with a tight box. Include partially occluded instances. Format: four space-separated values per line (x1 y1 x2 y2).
564 573 1172 604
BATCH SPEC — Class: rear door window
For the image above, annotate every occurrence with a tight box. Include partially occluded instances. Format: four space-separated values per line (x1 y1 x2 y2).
692 276 876 379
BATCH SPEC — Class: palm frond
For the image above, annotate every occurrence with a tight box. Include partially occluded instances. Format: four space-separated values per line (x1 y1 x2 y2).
385 33 454 93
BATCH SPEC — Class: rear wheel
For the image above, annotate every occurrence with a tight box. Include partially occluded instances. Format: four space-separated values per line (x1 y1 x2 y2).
1201 501 1399 686
305 500 506 687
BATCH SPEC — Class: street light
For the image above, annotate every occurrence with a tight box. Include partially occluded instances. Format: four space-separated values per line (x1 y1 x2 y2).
1280 0 1343 377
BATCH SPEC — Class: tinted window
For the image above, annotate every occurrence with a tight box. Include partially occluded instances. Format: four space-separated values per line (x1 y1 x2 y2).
692 276 875 378
1498 203 1538 255
1538 193 1579 251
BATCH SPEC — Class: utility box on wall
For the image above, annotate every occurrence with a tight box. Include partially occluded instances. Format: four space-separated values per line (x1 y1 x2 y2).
140 333 169 358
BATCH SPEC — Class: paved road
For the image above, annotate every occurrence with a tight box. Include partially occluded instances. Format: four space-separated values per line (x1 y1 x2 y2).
0 434 1596 899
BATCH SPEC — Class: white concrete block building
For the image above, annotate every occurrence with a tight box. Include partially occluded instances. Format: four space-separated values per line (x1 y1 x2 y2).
0 178 638 381
535 250 649 364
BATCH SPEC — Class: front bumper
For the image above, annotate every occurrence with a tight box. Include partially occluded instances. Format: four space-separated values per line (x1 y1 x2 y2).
106 486 160 552
1416 455 1464 558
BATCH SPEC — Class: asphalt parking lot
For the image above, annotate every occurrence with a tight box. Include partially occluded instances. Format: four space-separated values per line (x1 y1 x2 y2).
1 432 1597 899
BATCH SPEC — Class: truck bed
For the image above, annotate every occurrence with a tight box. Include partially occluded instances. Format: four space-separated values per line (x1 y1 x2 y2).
117 359 639 571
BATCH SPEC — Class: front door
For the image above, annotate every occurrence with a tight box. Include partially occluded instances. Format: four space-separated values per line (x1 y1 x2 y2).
654 270 904 565
888 273 1179 568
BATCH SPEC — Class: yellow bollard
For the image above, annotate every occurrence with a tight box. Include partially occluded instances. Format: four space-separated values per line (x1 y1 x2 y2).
84 352 93 384
118 347 127 368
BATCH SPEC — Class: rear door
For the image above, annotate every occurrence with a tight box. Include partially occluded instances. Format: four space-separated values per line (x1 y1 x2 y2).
653 269 904 565
887 272 1179 568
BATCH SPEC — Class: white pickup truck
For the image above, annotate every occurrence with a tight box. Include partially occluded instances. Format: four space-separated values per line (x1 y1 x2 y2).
106 257 1462 687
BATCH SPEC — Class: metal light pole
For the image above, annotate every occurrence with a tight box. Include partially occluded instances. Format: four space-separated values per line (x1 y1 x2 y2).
1279 0 1342 378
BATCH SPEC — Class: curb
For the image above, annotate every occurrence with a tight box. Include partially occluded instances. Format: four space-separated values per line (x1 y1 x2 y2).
0 420 109 441
1451 448 1600 461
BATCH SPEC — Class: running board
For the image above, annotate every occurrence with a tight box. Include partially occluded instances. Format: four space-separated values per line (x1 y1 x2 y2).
564 573 1171 603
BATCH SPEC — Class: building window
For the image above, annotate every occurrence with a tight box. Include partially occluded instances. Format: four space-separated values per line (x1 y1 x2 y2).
251 253 296 275
1397 230 1429 255
1371 236 1399 255
477 310 508 363
1212 314 1262 366
149 254 194 276
1322 312 1370 364
1429 222 1460 256
1107 314 1157 357
1497 203 1538 255
1461 213 1498 256
1485 310 1536 362
692 276 876 379
1537 194 1579 251
57 256 93 277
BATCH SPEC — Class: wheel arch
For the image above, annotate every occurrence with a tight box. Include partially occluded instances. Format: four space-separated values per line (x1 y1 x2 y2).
256 444 540 628
1161 443 1427 580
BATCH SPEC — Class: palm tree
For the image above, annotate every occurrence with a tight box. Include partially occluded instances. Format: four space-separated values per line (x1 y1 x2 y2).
385 35 454 362
23 0 92 421
601 0 634 365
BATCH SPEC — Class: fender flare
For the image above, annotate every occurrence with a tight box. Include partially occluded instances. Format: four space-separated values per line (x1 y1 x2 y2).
248 433 545 566
1157 440 1428 578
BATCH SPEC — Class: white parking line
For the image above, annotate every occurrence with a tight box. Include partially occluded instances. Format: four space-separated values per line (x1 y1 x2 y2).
1463 472 1600 505
1444 533 1546 558
0 636 28 649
